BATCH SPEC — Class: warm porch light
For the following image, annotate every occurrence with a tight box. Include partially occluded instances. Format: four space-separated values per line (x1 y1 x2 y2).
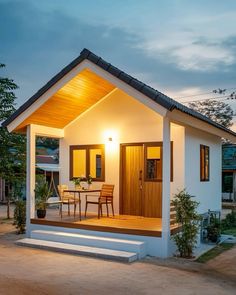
103 129 119 154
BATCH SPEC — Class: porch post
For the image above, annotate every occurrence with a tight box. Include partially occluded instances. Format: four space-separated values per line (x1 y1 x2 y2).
26 125 35 237
162 116 171 257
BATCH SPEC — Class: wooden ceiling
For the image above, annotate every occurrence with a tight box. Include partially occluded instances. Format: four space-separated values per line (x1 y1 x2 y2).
16 68 115 131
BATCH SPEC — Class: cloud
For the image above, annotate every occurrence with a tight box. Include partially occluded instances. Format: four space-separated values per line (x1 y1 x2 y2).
1 0 236 110
136 31 236 72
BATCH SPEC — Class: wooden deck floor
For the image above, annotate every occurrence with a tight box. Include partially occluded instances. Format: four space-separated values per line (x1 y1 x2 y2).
31 208 181 237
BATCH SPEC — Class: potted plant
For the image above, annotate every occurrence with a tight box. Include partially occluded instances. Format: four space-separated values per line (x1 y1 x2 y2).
87 175 93 189
207 215 221 243
35 176 52 218
72 177 81 190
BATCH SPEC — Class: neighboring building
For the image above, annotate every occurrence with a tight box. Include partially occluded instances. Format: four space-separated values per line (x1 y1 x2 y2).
222 144 236 202
3 49 236 259
0 146 59 202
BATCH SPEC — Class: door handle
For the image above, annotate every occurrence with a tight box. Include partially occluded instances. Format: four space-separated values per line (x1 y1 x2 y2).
139 170 143 190
139 170 142 181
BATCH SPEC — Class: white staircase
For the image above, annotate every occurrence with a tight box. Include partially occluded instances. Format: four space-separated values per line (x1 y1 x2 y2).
16 230 147 263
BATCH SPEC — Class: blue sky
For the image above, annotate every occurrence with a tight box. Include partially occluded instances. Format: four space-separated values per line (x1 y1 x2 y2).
0 0 236 125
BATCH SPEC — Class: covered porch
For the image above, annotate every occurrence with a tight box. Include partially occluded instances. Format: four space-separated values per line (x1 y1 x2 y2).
31 208 180 237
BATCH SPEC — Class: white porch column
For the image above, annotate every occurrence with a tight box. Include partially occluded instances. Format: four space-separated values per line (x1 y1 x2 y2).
26 125 35 237
162 116 171 257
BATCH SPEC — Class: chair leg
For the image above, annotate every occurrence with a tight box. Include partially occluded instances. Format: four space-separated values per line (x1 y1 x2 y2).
74 203 76 218
111 200 114 217
106 200 109 217
68 203 70 216
100 203 103 217
98 203 100 219
79 201 81 221
85 202 88 218
60 203 62 219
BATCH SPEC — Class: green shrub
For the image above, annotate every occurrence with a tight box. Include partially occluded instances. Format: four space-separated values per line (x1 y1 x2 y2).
172 189 201 258
221 210 236 230
14 199 26 234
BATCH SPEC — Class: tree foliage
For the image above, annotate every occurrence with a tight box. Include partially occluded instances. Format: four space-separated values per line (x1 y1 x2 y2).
189 99 233 128
0 63 26 217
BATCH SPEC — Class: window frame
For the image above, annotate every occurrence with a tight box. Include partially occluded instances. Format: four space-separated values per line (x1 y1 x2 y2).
69 144 105 182
200 144 210 182
144 142 173 182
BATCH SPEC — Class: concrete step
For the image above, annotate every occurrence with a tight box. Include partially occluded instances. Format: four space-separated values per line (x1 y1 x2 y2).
31 230 146 259
16 238 138 263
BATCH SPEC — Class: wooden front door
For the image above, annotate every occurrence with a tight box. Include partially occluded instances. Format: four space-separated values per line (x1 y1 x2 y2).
120 143 163 218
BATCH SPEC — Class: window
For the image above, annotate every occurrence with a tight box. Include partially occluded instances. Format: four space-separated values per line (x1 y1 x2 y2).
200 145 210 181
70 145 105 181
144 142 173 182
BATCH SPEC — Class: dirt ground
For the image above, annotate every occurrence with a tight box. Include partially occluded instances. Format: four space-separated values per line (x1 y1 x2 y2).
0 205 236 295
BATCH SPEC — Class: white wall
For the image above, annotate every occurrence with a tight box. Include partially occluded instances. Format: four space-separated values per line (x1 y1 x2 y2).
60 89 164 214
170 124 185 199
185 126 222 213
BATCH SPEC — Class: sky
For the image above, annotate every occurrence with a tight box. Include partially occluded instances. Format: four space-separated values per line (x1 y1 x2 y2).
1 0 236 129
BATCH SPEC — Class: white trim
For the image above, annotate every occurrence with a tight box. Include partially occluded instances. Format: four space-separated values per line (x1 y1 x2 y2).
7 60 90 132
32 125 64 138
64 88 118 129
83 61 167 117
7 60 167 132
168 109 236 142
26 125 35 237
162 116 171 257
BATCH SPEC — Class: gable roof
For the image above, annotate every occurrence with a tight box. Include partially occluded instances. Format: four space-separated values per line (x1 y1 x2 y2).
2 48 236 138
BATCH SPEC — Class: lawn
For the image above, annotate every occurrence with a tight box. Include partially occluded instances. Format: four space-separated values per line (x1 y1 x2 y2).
196 243 234 263
222 227 236 237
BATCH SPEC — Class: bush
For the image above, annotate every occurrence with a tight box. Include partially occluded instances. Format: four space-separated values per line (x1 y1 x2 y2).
14 199 26 234
172 189 201 258
221 210 236 230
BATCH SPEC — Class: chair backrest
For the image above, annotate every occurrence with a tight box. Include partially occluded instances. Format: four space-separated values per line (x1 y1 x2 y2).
57 184 69 200
100 184 114 198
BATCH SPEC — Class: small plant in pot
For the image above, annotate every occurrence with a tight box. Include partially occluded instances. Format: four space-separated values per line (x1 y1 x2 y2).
207 215 221 243
87 175 93 188
72 177 81 190
35 176 52 218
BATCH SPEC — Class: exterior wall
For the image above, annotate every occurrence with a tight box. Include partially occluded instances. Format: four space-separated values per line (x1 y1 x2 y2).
60 89 185 216
170 124 185 199
60 89 163 214
185 126 222 213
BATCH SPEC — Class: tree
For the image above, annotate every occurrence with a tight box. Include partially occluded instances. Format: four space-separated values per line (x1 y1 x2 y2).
0 63 26 218
188 99 234 129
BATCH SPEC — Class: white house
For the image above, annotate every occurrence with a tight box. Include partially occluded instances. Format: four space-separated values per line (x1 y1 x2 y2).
3 49 236 261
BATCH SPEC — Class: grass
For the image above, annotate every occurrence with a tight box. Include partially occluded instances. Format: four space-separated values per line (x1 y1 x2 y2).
196 243 234 263
222 228 236 237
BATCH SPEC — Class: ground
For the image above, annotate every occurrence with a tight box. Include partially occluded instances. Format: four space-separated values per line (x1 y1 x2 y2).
0 205 236 295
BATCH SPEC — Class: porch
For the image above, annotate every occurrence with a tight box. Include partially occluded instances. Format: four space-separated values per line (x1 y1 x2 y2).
31 208 181 238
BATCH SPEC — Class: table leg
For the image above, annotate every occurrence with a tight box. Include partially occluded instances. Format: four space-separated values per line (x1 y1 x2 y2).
79 193 81 221
74 192 76 218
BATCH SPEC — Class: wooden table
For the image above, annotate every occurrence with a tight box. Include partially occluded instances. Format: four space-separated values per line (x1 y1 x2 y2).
64 189 101 220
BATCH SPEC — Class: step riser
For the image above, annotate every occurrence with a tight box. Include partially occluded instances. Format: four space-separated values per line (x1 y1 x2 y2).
31 231 146 259
16 239 137 263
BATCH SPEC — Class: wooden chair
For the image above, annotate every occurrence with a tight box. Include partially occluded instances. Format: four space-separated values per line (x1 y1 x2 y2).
57 184 81 216
85 184 115 219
